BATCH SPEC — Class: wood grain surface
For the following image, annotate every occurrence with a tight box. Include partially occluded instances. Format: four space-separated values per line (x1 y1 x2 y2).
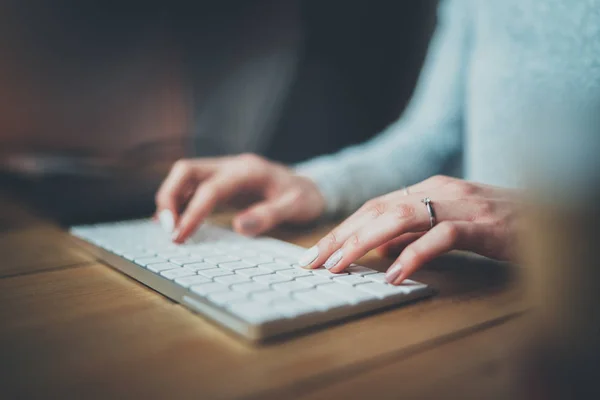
0 193 526 399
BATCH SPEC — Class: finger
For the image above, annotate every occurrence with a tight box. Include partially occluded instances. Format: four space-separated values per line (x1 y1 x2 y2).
296 200 387 268
305 199 432 272
376 232 425 257
173 169 266 243
155 160 217 219
232 190 301 236
385 221 485 285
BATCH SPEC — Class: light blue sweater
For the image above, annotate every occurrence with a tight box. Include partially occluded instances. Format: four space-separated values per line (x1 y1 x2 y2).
296 0 600 215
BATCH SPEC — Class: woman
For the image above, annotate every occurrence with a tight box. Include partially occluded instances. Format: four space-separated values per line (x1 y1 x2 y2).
155 0 600 285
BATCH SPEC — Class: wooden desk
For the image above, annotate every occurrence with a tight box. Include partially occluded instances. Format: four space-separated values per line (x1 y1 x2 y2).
0 192 528 399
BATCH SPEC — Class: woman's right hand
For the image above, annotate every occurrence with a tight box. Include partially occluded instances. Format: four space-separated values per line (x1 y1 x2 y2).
155 154 326 243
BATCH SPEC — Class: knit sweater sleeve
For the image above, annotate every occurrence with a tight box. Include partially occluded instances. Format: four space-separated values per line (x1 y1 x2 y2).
294 0 470 217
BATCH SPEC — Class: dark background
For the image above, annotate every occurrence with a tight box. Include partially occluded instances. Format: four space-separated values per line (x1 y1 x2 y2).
0 0 437 222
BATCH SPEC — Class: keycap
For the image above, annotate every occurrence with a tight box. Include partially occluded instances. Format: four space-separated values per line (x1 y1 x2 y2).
157 250 189 259
318 283 376 304
277 269 313 278
356 282 414 298
272 300 316 317
134 256 167 267
198 268 234 279
208 291 248 306
272 280 313 293
187 248 224 258
214 274 252 286
190 282 229 296
366 273 388 283
169 256 205 266
185 262 219 271
346 265 378 276
312 268 348 277
205 255 240 264
147 262 180 273
235 267 272 278
259 262 293 272
252 274 292 285
160 267 196 280
228 302 282 323
251 290 291 304
274 257 297 265
241 256 274 265
174 275 211 288
218 261 255 271
293 290 347 310
295 275 333 286
231 282 270 294
332 275 371 286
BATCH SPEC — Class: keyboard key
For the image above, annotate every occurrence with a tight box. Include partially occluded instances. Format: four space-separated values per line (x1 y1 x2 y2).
272 300 316 317
257 262 292 272
187 248 224 258
346 265 378 276
277 269 312 278
198 268 234 279
366 273 388 284
272 280 313 293
228 302 282 323
312 268 348 277
293 290 347 310
134 256 167 267
295 275 333 286
160 267 196 280
214 274 252 286
208 291 248 306
251 291 291 304
355 282 413 298
231 282 270 294
147 262 180 273
236 267 272 278
169 256 205 266
157 250 189 259
174 275 211 288
218 261 256 271
190 282 229 296
274 257 297 265
318 283 376 304
252 274 292 285
332 275 371 286
241 255 274 265
185 262 219 271
205 255 240 264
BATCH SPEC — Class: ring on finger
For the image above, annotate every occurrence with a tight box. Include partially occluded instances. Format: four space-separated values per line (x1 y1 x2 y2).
421 197 436 229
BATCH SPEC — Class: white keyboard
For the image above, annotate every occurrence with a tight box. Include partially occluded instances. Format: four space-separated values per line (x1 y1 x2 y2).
70 219 434 341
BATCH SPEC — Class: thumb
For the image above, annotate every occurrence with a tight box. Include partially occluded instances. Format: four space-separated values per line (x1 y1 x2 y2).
233 191 300 236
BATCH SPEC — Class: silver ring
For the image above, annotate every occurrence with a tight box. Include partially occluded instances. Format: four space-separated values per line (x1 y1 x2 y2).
421 197 436 229
403 187 409 196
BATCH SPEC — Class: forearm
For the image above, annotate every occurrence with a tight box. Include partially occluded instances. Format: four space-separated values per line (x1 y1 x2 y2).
295 0 470 217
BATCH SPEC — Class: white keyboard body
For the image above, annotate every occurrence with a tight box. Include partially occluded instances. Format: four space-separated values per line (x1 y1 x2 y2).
70 219 434 341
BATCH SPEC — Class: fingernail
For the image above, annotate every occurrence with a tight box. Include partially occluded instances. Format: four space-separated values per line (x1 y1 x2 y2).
171 229 180 242
298 246 319 267
240 217 260 234
158 209 175 233
385 263 403 284
324 249 343 270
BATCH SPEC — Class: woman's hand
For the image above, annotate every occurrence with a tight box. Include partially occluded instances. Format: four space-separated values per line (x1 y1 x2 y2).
298 175 519 285
155 154 326 243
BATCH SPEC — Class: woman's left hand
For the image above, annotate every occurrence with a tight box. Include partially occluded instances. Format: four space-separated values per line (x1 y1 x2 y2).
297 175 520 285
